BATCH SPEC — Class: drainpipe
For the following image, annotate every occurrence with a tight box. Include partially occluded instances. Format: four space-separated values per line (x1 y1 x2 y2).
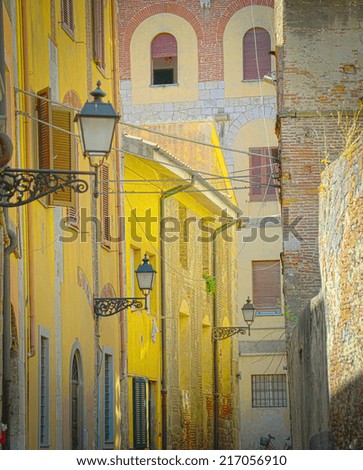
2 208 17 450
212 219 240 450
159 179 194 450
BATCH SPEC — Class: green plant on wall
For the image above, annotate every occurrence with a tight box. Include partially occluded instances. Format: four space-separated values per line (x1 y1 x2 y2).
283 303 299 324
203 274 216 295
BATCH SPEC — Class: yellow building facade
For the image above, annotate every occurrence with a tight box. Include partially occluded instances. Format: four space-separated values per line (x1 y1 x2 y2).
122 134 242 449
1 0 124 449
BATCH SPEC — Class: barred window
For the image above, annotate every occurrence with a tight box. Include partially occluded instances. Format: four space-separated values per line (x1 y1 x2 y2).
252 374 287 408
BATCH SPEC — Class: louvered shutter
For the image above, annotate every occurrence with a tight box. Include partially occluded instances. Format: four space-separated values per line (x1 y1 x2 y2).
101 164 110 245
250 147 278 201
243 28 271 80
252 261 281 314
250 150 263 200
93 0 105 69
37 88 51 170
61 0 74 35
266 148 278 198
133 377 147 449
50 107 75 207
151 34 177 59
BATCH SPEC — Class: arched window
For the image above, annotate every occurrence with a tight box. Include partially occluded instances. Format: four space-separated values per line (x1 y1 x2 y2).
151 33 178 85
243 28 271 80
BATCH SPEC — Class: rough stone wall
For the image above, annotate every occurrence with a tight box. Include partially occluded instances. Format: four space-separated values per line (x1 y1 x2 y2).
319 143 363 449
0 226 4 441
286 292 331 449
163 197 239 449
276 0 363 449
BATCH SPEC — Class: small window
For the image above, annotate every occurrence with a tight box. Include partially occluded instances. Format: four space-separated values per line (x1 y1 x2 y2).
252 260 281 315
249 147 278 202
61 0 75 37
243 28 271 81
151 33 178 85
133 377 147 449
252 374 287 408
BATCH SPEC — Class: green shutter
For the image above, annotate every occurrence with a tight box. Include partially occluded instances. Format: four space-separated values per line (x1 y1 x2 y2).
133 377 147 449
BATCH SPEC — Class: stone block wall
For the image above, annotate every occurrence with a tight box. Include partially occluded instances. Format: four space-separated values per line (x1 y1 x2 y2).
319 142 363 449
286 292 331 449
276 0 363 449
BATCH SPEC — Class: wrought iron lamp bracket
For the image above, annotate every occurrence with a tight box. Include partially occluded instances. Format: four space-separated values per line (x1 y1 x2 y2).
94 297 145 317
212 326 249 340
0 167 95 207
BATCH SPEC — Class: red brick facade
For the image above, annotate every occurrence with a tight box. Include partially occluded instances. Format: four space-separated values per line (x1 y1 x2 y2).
118 0 274 81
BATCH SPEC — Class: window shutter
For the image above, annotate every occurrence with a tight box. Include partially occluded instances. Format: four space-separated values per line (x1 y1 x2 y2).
252 261 281 314
249 147 278 201
61 0 74 35
266 148 278 197
50 106 75 207
151 34 177 58
37 88 51 170
133 377 147 449
101 164 110 245
243 28 271 80
250 151 263 199
93 0 105 69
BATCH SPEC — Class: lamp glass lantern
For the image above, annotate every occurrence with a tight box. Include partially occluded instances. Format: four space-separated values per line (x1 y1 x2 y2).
135 254 156 296
241 297 256 333
75 81 120 163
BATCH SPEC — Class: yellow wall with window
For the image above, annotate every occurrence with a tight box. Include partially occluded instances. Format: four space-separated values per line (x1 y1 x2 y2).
130 13 198 104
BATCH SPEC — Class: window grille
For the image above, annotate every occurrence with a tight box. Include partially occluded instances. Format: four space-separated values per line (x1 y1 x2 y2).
252 374 287 408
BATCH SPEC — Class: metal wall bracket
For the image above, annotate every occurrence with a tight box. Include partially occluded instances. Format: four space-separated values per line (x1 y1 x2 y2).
94 297 145 317
0 167 94 207
212 326 249 340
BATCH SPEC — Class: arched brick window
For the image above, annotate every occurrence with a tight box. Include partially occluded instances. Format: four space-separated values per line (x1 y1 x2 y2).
151 33 178 85
243 28 271 80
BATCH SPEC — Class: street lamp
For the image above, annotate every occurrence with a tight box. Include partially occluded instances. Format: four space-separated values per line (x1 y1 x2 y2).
241 296 256 332
75 80 120 166
94 254 157 317
212 297 256 340
0 81 120 208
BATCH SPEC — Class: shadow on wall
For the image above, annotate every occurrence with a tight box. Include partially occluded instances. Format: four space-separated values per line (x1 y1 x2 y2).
330 373 363 450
